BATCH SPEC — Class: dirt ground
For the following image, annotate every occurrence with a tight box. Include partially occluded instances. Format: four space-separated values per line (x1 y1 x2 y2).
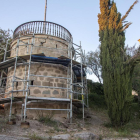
0 108 140 139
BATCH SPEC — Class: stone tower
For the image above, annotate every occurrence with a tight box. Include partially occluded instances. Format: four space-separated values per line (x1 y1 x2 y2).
4 21 74 119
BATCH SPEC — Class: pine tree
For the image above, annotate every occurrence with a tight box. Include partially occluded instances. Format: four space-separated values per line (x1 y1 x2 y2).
98 0 138 126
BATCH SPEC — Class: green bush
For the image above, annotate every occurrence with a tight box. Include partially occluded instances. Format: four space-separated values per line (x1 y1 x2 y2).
88 82 104 95
88 92 107 109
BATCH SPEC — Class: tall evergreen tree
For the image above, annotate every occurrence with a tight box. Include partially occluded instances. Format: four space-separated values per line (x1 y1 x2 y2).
98 0 138 126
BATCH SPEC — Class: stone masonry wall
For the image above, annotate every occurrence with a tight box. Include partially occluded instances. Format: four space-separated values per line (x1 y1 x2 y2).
6 63 68 98
11 35 69 58
5 34 71 118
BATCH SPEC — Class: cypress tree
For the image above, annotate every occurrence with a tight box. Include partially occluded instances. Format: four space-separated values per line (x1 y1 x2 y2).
98 0 138 126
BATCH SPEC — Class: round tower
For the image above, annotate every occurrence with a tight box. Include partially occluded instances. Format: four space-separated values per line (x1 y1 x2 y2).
5 21 73 119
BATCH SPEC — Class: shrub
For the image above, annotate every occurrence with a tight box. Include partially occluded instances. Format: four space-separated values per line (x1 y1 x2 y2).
88 92 107 109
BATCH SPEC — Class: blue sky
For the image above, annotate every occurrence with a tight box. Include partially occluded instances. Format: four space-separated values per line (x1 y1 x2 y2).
0 0 139 82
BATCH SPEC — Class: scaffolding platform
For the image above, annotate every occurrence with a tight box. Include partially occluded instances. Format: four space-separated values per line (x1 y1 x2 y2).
58 56 87 68
72 99 87 108
0 58 25 69
0 97 21 104
7 53 45 60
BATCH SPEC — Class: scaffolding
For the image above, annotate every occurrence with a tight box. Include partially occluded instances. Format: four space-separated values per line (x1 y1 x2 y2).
0 21 88 123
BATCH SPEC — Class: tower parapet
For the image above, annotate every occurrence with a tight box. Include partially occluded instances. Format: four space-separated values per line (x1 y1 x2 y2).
13 21 73 42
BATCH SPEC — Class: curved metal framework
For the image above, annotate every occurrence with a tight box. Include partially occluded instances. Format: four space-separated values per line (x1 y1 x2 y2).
13 21 73 42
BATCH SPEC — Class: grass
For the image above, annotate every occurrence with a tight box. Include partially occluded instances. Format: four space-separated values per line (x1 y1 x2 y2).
29 133 52 140
38 115 58 127
0 118 8 132
38 113 62 132
104 118 140 137
98 102 140 138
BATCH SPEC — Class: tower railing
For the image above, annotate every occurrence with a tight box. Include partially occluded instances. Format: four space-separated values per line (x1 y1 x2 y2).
13 21 73 42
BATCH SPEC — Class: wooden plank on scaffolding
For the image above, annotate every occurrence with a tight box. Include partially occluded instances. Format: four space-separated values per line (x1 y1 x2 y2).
0 58 23 69
58 55 87 68
72 99 87 108
0 97 22 104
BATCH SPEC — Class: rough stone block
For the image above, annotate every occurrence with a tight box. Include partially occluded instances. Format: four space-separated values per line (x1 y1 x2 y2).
60 80 65 83
42 90 50 94
47 78 54 82
53 90 59 95
57 83 63 87
39 77 44 80
40 68 45 71
42 82 49 86
43 72 48 76
18 72 23 76
74 132 97 140
34 81 41 85
55 70 61 74
49 82 53 86
18 82 22 86
33 89 41 94
52 134 70 140
47 69 53 72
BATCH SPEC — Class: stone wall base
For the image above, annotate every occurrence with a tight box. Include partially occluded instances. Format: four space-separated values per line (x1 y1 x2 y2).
4 101 69 120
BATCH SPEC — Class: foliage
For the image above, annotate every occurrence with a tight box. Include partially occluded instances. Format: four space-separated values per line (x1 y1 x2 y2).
87 80 106 109
132 63 140 97
104 103 140 137
98 0 138 127
87 80 104 95
86 48 102 83
126 45 140 98
88 92 107 109
0 28 12 62
37 111 57 127
39 115 57 127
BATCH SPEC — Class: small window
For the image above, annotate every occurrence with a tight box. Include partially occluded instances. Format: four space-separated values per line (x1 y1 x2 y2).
16 82 18 89
56 44 57 48
30 80 34 85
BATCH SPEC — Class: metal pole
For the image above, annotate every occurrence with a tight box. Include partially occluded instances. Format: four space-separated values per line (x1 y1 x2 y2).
21 104 24 121
67 43 71 119
80 42 84 123
23 34 34 122
84 49 89 108
70 42 73 123
9 37 20 121
0 71 4 87
23 65 27 95
44 0 47 21
43 0 47 33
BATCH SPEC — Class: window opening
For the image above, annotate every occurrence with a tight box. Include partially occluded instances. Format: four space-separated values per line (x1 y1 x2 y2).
16 82 18 89
31 80 34 85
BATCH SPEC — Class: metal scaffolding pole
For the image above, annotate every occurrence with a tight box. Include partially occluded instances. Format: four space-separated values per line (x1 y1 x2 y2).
23 34 35 122
70 42 73 123
0 71 3 87
80 42 84 123
23 65 27 95
9 37 20 121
